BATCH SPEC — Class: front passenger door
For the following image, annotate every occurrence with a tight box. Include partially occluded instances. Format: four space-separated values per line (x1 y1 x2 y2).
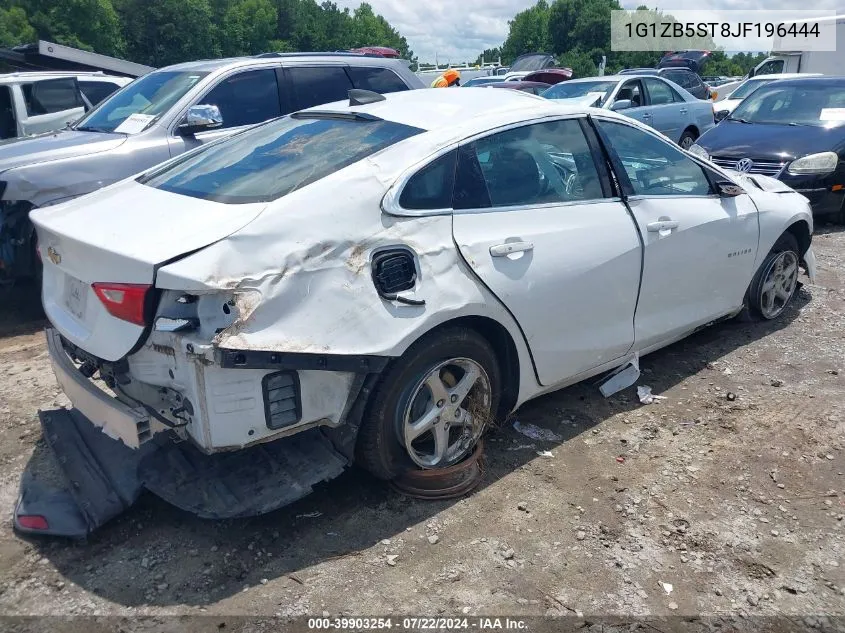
594 119 759 350
614 79 652 128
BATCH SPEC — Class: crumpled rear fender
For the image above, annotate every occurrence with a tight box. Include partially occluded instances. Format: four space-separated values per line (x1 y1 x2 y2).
156 160 541 405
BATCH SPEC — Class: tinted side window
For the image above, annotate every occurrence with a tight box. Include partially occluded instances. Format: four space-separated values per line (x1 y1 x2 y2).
21 79 82 115
198 69 281 129
472 119 603 208
597 120 711 197
348 67 409 94
287 66 354 110
0 86 15 139
756 60 784 75
687 73 704 90
645 78 677 105
79 81 121 106
663 71 689 89
399 150 457 209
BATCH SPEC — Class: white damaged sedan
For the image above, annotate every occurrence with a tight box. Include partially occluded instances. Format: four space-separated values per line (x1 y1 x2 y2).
21 87 815 536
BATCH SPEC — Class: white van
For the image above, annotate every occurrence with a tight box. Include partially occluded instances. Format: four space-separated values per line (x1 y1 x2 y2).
749 15 845 77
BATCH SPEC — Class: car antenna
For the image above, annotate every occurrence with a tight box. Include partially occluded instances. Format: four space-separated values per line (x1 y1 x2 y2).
349 89 386 106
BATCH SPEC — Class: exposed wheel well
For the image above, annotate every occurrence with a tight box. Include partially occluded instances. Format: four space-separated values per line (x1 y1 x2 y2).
412 316 521 418
682 126 699 138
785 220 811 258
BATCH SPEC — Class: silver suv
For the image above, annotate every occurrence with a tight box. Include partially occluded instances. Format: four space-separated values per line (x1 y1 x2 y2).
0 53 425 281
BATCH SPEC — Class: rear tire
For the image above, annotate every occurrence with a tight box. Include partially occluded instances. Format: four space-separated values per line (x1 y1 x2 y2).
356 327 501 481
741 233 801 321
679 129 697 150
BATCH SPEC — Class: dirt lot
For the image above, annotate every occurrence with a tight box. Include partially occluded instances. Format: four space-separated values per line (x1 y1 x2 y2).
0 229 842 628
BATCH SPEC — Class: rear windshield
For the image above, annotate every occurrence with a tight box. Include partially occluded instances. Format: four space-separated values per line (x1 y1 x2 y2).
543 80 618 104
140 114 423 204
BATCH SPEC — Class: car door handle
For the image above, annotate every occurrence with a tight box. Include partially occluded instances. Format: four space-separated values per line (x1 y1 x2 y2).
490 241 534 256
647 220 680 232
641 112 652 119
679 108 688 114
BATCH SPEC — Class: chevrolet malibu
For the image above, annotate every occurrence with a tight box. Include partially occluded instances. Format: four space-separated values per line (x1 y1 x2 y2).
19 88 815 536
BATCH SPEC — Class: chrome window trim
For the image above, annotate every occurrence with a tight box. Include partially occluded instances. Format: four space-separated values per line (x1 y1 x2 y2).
383 113 614 217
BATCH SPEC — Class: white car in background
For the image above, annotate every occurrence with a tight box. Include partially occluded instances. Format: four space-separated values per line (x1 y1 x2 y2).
713 73 823 121
20 88 816 536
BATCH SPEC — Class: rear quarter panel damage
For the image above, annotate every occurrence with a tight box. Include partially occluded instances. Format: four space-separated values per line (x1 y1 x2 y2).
156 158 540 406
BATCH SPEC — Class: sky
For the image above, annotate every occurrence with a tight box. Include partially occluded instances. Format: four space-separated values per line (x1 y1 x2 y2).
334 0 843 62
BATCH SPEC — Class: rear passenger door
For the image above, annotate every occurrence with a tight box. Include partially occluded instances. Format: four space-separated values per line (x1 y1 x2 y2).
643 77 685 142
449 117 643 386
614 79 652 128
16 78 86 135
285 65 354 111
169 67 283 155
347 66 410 94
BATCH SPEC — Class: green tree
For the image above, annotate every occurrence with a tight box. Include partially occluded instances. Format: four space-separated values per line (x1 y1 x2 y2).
0 6 37 47
222 0 277 56
501 1 551 63
20 0 125 55
474 47 501 65
117 0 219 66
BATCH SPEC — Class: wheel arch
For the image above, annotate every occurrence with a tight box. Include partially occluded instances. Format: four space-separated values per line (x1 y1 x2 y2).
392 315 522 418
784 219 811 257
681 125 699 139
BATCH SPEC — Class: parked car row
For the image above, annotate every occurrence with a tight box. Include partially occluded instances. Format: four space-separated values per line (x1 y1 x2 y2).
0 54 424 282
0 71 131 141
16 83 817 536
542 74 714 149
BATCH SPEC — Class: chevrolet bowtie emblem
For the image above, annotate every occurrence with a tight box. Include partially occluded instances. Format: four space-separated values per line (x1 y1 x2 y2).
47 246 61 265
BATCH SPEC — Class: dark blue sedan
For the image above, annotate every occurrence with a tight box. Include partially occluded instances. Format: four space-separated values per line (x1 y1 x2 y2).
689 77 845 223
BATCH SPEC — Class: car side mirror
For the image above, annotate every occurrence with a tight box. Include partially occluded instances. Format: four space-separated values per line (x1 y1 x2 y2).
716 180 745 197
178 104 223 136
714 110 728 123
611 99 633 111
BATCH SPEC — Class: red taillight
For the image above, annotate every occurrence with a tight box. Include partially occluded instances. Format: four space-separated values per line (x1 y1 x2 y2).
92 282 151 326
17 514 49 530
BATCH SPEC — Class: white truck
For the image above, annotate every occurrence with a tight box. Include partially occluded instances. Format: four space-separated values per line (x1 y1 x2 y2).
749 15 845 77
714 15 845 102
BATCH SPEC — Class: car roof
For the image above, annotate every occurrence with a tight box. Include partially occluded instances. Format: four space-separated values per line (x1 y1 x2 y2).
747 73 823 81
755 76 845 88
489 81 550 89
163 53 409 74
0 71 123 84
299 86 625 134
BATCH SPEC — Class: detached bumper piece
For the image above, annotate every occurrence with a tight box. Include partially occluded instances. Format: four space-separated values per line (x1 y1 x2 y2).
15 409 349 538
15 408 151 538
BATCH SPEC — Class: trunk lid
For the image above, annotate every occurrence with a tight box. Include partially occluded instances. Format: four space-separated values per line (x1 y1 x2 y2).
31 179 267 361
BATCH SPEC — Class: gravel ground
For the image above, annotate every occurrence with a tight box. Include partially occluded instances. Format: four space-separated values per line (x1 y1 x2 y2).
0 228 842 629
